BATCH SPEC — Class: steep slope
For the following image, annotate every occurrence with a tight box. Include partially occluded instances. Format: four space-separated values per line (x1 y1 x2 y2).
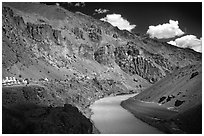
3 2 201 85
121 63 202 133
133 63 201 110
2 2 202 134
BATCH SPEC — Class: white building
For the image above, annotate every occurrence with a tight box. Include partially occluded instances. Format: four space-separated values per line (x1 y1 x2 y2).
2 76 20 86
44 78 49 82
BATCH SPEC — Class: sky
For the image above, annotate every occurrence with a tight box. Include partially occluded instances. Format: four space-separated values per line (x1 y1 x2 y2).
43 2 202 52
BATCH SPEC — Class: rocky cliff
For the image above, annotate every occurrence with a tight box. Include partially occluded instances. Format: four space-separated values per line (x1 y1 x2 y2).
2 2 202 134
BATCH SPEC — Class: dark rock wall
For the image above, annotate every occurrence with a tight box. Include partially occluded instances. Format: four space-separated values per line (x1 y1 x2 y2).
114 45 166 83
3 104 93 134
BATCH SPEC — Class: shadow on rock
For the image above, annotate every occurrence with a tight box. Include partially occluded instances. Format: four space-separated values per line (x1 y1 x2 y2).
3 103 93 134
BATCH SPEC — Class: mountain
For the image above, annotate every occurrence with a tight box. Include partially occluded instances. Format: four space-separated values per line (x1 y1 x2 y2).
2 2 201 134
121 63 202 133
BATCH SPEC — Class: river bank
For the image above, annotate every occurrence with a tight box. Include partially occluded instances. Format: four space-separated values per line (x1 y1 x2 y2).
121 97 186 133
90 93 163 134
2 85 98 134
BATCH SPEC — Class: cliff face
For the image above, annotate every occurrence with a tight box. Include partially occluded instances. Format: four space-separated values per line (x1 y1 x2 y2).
2 2 202 134
2 3 201 84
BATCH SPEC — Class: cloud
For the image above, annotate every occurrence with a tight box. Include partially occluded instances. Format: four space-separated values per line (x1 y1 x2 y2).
167 35 202 52
167 40 177 46
66 2 73 7
74 2 85 7
65 2 85 7
94 8 109 14
147 20 184 39
100 14 136 32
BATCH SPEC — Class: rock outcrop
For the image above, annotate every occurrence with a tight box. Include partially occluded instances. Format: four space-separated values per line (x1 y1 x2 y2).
2 2 202 134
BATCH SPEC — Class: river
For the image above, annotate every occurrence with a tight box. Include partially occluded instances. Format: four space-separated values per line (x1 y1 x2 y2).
90 94 163 134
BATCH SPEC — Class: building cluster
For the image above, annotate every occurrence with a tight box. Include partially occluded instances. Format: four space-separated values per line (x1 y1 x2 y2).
2 77 28 86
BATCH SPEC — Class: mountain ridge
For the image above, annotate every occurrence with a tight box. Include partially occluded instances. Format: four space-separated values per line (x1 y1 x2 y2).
2 2 202 134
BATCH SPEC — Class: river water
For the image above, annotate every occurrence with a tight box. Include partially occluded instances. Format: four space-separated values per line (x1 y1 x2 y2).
90 94 163 134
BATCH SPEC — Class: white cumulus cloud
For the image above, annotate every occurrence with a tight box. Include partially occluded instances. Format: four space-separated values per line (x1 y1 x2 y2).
147 20 184 39
94 8 109 14
167 35 202 52
100 14 136 32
